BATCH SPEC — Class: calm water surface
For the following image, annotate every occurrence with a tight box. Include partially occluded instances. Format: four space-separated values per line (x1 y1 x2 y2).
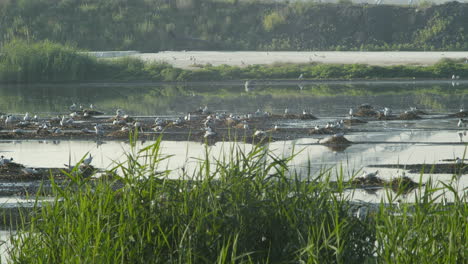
0 81 466 203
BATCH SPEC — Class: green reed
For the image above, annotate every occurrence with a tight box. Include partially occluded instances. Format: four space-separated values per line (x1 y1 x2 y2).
4 138 467 263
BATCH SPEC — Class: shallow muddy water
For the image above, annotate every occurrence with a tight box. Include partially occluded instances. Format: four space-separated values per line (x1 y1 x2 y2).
0 81 466 203
0 80 467 260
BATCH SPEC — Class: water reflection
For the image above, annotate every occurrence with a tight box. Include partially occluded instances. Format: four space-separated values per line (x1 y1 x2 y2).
0 81 467 117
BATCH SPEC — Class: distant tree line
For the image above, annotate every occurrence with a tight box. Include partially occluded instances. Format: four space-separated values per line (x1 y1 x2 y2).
0 0 467 51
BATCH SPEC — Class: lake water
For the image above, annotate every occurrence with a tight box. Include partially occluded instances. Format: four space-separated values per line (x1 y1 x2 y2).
0 80 467 260
0 80 466 200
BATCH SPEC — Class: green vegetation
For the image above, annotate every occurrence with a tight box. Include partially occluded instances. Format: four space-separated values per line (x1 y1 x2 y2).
1 40 468 83
0 1 467 51
6 138 467 263
0 40 100 82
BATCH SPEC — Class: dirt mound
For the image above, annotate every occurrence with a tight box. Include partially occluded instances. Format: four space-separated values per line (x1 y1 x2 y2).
309 127 343 135
398 112 421 120
449 111 468 118
369 163 467 174
377 113 397 120
343 119 367 125
390 176 419 193
358 104 373 110
300 113 317 120
352 175 385 186
322 135 352 145
355 108 378 117
107 130 130 138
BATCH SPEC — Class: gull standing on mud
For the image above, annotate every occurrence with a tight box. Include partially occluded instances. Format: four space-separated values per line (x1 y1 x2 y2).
94 123 104 136
0 156 13 165
5 115 15 126
458 119 465 127
22 167 39 175
23 112 31 121
83 154 93 166
204 126 216 138
244 80 251 92
69 103 77 111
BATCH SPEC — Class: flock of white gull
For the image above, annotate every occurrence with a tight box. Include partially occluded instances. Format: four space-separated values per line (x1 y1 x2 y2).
0 101 466 175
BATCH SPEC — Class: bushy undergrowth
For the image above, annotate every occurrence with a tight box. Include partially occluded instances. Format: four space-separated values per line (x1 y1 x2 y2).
5 138 467 263
0 40 101 82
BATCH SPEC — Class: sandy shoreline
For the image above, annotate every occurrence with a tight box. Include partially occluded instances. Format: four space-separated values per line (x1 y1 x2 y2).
130 51 468 69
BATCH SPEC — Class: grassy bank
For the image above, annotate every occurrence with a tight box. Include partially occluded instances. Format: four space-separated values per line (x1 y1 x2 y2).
5 138 468 263
1 40 468 83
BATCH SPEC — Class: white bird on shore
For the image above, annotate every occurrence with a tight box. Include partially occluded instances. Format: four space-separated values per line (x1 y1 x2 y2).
60 116 73 126
94 124 104 136
23 112 31 121
362 170 379 179
244 80 251 92
69 103 77 111
254 130 266 137
155 117 164 126
458 119 465 127
112 119 122 125
284 108 289 115
83 154 93 166
153 126 163 132
384 107 392 117
202 106 209 115
349 108 353 118
174 118 183 126
204 129 216 138
455 157 463 164
5 115 14 126
22 167 39 175
334 132 344 138
255 109 262 117
116 109 124 117
298 73 304 80
52 127 62 134
0 156 13 165
356 206 368 221
133 121 143 132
